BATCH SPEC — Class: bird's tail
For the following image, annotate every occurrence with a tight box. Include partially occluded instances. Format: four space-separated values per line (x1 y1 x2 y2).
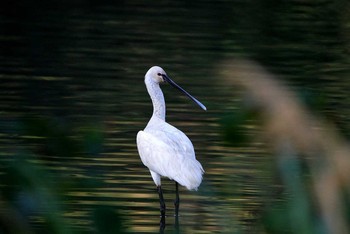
175 159 204 191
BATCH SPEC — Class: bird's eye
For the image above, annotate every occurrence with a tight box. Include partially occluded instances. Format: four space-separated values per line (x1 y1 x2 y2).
157 73 162 76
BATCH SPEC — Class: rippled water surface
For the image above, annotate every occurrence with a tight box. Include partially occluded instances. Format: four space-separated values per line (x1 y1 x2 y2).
1 1 349 233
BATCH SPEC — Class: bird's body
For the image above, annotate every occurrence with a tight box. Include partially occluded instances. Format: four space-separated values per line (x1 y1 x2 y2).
137 116 203 190
136 66 205 216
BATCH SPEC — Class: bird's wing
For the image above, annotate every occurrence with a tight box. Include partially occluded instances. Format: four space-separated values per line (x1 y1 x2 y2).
137 130 186 179
137 127 203 190
155 123 195 157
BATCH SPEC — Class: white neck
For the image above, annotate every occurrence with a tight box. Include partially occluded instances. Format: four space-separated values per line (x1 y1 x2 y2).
145 78 166 121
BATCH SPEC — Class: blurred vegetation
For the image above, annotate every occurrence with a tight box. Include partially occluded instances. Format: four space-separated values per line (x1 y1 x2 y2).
0 0 349 233
0 117 125 233
220 59 350 234
221 105 259 147
2 61 349 233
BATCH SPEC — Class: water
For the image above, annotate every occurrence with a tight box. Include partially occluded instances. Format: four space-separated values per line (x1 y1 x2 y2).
1 1 349 233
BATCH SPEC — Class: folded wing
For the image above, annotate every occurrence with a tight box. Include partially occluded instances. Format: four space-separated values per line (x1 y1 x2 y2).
137 126 203 190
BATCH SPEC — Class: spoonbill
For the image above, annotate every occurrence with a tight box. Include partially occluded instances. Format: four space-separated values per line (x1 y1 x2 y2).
136 66 206 217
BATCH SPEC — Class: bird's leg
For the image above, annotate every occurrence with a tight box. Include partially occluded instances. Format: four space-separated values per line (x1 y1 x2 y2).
159 215 166 234
174 215 179 234
174 182 180 216
157 186 166 217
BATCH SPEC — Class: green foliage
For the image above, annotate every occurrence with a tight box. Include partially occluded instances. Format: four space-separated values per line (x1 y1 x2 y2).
221 104 259 147
1 156 73 234
21 117 81 158
93 206 126 234
0 117 124 233
261 149 319 234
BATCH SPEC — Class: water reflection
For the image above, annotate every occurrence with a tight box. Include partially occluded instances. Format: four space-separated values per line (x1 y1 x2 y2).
1 0 349 233
159 216 166 234
159 215 179 234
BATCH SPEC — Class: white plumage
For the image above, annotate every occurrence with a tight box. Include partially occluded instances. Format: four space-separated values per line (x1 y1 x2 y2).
136 66 206 216
137 117 203 190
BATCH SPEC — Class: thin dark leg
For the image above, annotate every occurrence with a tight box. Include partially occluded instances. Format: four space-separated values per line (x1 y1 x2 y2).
157 186 166 217
174 182 180 217
174 214 179 234
159 215 166 234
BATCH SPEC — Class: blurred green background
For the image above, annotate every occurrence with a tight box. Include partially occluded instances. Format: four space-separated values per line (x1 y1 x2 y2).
1 0 349 233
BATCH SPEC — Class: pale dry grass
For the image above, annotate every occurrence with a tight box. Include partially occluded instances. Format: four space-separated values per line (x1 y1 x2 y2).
220 59 350 234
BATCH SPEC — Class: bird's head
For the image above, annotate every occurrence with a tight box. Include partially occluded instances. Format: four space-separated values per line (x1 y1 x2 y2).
144 66 207 111
145 66 167 84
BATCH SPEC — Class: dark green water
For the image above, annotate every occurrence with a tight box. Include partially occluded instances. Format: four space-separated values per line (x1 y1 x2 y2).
1 1 349 233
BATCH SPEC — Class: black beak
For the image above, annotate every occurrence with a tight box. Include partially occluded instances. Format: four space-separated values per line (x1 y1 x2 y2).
162 74 207 111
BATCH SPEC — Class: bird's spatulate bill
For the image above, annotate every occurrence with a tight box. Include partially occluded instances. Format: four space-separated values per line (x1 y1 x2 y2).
162 75 207 111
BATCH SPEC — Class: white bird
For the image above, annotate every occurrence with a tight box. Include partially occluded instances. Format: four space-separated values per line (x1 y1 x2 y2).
136 66 206 217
